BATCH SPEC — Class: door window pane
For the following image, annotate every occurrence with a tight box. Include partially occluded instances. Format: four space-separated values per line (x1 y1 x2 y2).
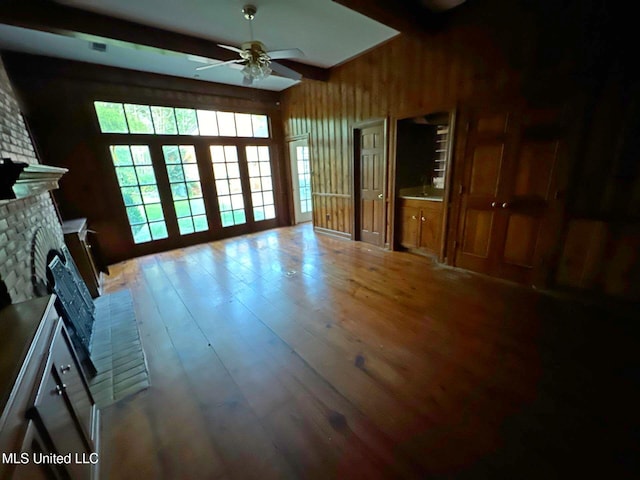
171 183 188 200
296 146 312 213
210 145 246 227
109 145 168 243
246 145 276 221
162 145 209 235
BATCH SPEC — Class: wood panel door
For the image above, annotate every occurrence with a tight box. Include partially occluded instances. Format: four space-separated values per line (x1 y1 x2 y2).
455 111 511 275
454 108 565 285
358 123 386 247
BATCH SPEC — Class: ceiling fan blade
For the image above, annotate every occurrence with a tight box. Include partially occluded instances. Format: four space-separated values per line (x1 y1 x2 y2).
243 76 253 86
195 59 243 71
218 44 244 54
266 48 305 60
270 61 303 81
187 54 213 64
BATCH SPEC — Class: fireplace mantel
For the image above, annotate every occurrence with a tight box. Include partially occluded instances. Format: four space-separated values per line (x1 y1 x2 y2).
0 157 68 201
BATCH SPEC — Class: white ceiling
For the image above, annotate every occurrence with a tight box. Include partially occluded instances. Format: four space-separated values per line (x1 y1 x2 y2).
0 0 399 91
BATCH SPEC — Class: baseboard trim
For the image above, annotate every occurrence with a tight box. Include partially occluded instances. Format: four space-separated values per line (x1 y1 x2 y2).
313 227 352 240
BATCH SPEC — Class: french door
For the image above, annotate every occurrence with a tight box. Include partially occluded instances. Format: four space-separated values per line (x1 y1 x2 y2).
288 138 313 224
108 141 279 247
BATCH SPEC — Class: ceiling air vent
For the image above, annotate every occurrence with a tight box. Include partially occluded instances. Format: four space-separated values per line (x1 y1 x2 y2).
90 42 107 52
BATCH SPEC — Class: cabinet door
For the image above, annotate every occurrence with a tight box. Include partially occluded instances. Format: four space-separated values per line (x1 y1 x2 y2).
419 207 443 254
399 205 420 248
31 325 93 480
12 421 63 480
49 324 95 447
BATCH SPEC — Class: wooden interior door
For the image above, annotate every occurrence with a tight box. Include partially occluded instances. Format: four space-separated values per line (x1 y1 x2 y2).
454 108 565 285
358 123 385 246
455 111 511 275
496 109 565 283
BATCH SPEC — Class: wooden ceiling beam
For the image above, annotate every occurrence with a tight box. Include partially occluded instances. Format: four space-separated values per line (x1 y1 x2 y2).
0 0 329 82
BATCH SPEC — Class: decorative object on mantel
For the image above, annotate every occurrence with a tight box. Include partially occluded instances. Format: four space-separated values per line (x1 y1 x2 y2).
0 157 68 201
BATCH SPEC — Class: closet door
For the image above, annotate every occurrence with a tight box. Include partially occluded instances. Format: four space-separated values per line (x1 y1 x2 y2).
454 107 566 285
495 109 565 284
455 110 511 277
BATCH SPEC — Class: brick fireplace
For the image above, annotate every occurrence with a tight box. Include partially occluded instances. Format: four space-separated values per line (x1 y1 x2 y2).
0 56 63 308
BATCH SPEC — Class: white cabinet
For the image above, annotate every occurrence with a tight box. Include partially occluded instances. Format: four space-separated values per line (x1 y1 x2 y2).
0 295 100 480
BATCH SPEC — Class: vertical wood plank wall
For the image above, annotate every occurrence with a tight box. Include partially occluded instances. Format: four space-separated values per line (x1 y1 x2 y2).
282 1 545 239
281 0 639 299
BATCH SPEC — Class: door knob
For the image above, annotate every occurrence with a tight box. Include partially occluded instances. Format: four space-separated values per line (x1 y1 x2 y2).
421 216 426 222
491 202 497 208
502 202 509 208
411 215 417 220
377 193 383 199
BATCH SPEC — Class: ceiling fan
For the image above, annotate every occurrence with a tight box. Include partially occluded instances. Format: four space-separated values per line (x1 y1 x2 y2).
193 4 304 85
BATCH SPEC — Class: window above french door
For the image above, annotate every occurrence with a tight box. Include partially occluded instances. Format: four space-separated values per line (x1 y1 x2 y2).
95 101 280 246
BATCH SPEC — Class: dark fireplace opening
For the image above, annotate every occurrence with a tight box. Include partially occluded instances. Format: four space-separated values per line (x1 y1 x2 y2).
0 277 10 310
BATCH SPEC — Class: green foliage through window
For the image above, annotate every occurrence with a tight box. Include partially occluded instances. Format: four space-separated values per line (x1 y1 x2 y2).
94 101 270 138
210 145 246 227
246 146 276 221
97 101 275 243
109 145 168 244
162 145 209 235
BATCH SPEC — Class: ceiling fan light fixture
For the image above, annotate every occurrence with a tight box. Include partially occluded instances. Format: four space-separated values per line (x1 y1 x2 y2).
193 4 302 84
242 62 272 81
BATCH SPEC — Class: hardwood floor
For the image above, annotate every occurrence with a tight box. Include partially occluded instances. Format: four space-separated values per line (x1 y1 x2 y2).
99 224 637 479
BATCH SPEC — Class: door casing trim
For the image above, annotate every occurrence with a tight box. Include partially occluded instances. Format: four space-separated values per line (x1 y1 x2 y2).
351 117 388 246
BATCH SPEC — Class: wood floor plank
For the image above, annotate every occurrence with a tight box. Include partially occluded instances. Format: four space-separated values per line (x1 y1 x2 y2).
100 224 638 479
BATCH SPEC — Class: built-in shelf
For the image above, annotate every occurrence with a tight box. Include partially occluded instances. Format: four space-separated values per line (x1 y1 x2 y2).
0 158 68 201
432 123 449 190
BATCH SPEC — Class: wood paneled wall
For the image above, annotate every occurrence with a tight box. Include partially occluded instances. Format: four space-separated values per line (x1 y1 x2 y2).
282 0 640 299
282 0 577 237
